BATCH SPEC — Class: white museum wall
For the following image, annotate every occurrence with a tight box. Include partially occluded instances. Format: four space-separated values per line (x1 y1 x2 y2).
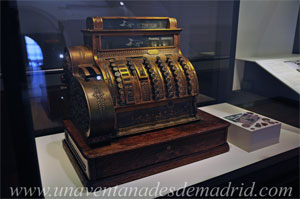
232 0 300 91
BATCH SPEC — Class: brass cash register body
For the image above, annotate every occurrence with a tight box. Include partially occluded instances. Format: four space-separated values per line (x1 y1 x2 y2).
62 17 200 144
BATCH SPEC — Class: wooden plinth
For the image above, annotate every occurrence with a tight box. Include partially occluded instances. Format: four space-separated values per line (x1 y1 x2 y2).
63 110 230 189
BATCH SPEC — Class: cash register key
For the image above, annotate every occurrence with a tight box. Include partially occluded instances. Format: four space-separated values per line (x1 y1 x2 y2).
174 71 180 76
152 78 158 83
117 83 123 89
163 72 169 76
183 65 189 70
114 72 121 77
166 82 172 88
178 57 183 62
130 66 135 71
186 71 193 76
116 77 122 83
176 77 181 83
113 67 119 72
171 67 177 72
169 62 174 67
187 70 193 74
149 68 155 73
150 73 156 79
162 66 168 72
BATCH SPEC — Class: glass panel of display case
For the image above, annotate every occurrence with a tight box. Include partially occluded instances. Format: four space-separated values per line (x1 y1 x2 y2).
15 0 239 136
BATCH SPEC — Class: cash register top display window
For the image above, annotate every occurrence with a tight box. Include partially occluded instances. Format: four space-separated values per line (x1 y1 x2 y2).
101 35 174 49
101 18 169 29
81 17 182 53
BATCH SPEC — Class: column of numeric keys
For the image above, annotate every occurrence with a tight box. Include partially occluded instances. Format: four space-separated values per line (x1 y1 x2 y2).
110 61 126 105
157 56 174 98
127 60 135 74
144 57 162 100
178 56 194 95
168 57 186 96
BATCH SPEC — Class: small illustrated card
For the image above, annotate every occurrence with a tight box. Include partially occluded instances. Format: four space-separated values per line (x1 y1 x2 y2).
224 112 280 131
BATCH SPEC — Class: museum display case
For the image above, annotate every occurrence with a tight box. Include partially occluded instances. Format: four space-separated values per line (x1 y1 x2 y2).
2 0 299 198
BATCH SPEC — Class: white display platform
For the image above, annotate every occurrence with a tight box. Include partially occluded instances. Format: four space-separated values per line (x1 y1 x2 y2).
237 54 300 94
35 103 300 198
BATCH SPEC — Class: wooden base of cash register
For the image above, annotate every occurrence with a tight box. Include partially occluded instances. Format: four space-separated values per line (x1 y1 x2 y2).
63 110 230 190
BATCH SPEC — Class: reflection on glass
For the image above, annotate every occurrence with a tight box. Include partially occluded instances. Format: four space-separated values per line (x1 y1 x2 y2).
101 35 173 49
25 36 43 69
24 36 47 98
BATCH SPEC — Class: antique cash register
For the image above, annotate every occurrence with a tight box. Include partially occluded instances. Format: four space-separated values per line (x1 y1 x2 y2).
62 17 229 189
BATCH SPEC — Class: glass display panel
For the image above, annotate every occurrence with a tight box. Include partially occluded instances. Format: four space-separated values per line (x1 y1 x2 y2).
101 35 174 49
13 0 245 136
103 19 169 29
